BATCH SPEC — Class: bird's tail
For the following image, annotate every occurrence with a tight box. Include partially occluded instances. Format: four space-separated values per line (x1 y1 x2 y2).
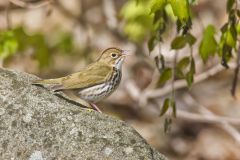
32 78 62 85
32 78 64 91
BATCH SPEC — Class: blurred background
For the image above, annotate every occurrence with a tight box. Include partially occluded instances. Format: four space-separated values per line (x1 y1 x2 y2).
1 0 240 159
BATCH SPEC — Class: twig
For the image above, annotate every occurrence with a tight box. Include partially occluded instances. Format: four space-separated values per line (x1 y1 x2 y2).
9 0 52 9
171 51 177 100
182 94 240 143
231 45 240 97
54 1 80 22
102 0 117 30
175 109 240 126
124 71 240 134
125 82 240 126
125 79 141 101
5 1 12 29
145 43 164 90
140 62 236 106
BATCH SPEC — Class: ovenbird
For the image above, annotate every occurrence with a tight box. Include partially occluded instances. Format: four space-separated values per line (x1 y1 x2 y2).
33 47 129 112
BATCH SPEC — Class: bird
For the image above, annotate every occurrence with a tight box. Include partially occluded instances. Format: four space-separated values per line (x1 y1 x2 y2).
32 47 130 112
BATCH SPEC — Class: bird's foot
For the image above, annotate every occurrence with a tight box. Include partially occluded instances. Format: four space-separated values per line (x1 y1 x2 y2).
90 103 102 113
86 108 94 112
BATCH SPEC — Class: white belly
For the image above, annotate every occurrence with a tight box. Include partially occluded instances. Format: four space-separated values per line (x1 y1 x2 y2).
78 69 121 103
78 83 114 102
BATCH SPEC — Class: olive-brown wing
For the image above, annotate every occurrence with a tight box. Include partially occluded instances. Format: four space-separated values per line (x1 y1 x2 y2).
55 62 112 90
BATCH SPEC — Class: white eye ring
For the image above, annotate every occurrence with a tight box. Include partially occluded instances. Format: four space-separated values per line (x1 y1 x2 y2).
111 53 117 58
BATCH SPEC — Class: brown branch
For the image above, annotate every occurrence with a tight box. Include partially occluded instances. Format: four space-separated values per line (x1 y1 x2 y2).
5 2 12 29
176 110 240 126
171 51 177 99
124 70 240 138
231 45 240 97
125 80 240 126
140 62 236 105
102 0 117 30
54 1 81 22
126 84 240 126
182 94 240 143
9 0 52 9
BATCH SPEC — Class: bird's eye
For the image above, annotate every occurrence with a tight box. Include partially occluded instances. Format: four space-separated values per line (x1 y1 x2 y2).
111 53 117 58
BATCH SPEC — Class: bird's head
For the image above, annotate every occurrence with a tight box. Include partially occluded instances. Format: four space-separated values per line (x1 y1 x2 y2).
98 47 130 69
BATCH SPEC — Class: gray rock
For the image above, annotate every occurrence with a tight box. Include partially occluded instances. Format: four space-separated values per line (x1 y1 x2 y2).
0 68 167 160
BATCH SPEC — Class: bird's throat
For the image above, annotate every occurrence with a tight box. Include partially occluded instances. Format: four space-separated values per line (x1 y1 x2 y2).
115 57 125 70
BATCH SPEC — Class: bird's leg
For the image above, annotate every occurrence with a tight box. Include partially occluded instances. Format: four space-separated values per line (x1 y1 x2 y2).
54 91 102 113
57 91 103 113
90 103 102 113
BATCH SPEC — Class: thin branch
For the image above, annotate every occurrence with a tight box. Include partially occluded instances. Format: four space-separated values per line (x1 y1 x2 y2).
102 0 117 30
125 79 240 126
171 51 177 100
54 1 80 22
144 43 164 90
141 62 236 104
174 109 240 126
231 44 240 97
124 72 240 133
125 79 141 101
5 2 12 29
183 94 240 143
9 0 52 9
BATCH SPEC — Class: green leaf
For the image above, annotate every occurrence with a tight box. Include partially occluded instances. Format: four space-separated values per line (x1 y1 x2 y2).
175 67 185 79
0 30 19 60
185 58 195 88
185 33 196 46
12 27 30 51
160 98 170 116
199 25 217 62
150 0 167 14
226 25 237 48
56 33 73 53
186 71 193 88
124 22 147 42
121 0 153 42
227 0 235 13
171 36 187 49
28 34 50 68
148 35 157 52
158 68 172 85
177 57 190 69
221 44 232 68
169 0 190 22
170 0 192 34
3 40 18 54
190 58 196 73
121 0 149 21
218 23 236 68
176 57 190 79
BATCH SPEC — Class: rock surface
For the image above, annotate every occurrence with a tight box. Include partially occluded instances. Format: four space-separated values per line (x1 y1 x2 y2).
0 68 167 160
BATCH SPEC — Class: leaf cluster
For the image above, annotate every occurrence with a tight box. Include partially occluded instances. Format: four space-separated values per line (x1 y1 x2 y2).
122 0 240 119
0 27 74 68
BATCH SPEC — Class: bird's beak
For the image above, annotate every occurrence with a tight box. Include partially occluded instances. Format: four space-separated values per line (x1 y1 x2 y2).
121 50 131 57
